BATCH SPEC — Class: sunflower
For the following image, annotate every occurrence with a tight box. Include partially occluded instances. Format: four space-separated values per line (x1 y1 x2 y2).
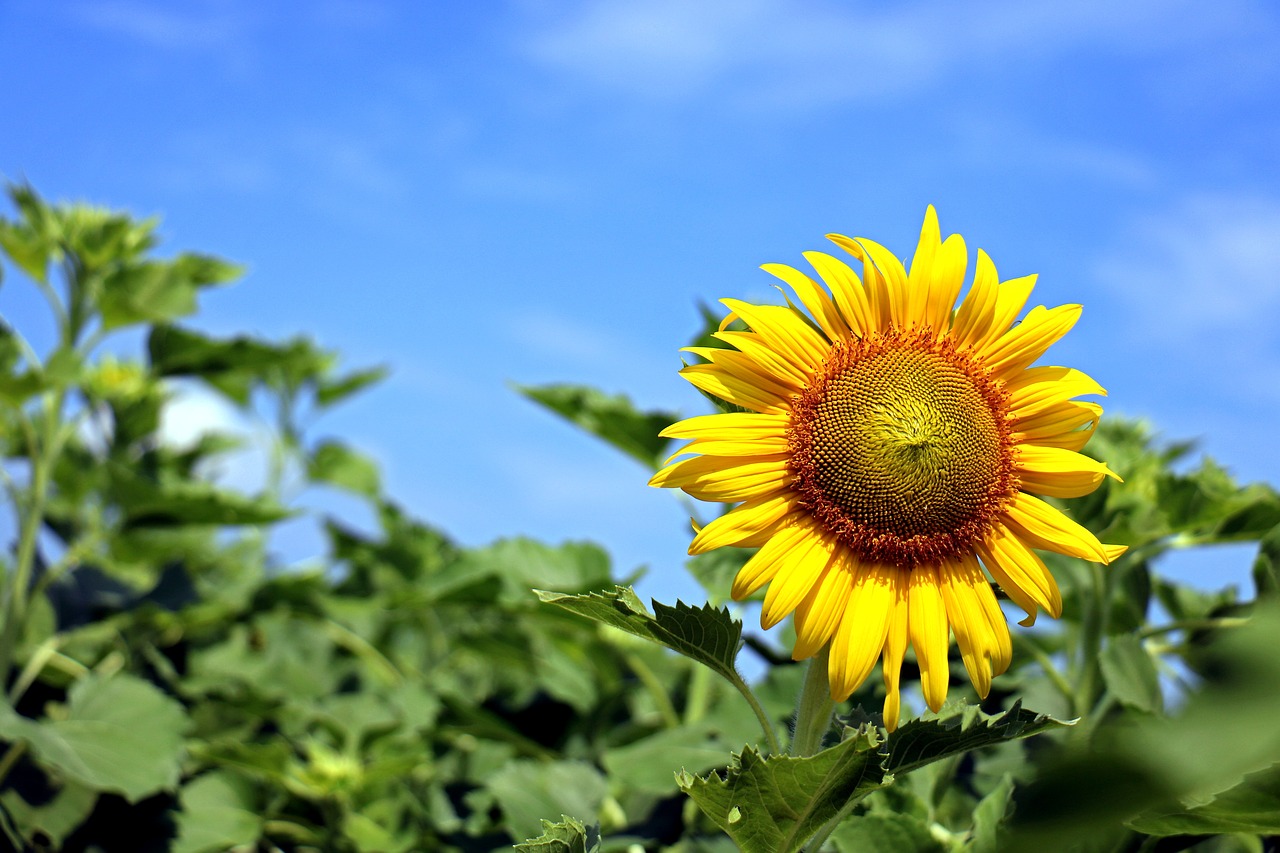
650 207 1125 731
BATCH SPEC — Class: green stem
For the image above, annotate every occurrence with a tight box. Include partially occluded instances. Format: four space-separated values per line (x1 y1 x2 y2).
1139 616 1249 639
730 673 782 755
683 663 712 725
1012 634 1074 708
625 652 681 729
0 741 27 789
791 647 834 757
1074 561 1108 717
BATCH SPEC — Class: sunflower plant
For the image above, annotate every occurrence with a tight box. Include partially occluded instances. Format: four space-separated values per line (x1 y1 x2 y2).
526 210 1280 853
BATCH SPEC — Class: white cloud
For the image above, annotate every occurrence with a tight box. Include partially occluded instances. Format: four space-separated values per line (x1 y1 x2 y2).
159 381 274 493
518 0 1279 109
71 0 253 52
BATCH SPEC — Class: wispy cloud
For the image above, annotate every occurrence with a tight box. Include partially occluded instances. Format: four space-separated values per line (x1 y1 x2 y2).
71 0 253 52
518 0 1279 109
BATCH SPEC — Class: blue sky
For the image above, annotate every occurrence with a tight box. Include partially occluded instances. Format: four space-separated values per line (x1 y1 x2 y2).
3 0 1279 604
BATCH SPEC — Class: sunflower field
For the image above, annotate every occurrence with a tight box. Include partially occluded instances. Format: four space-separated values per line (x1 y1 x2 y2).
1 184 1279 853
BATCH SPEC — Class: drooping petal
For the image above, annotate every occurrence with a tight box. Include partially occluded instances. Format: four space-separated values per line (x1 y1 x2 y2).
828 563 893 701
661 412 790 441
761 528 838 629
977 521 1062 624
1010 401 1102 451
731 517 821 599
938 556 1010 697
880 567 911 731
792 548 856 660
720 298 830 370
908 564 951 711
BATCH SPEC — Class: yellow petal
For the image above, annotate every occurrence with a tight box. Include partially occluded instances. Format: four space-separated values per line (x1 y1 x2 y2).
1011 401 1102 452
828 564 893 701
972 274 1038 353
760 262 848 343
649 452 791 502
939 556 1004 698
984 304 1082 376
803 251 875 337
720 299 829 370
826 234 903 330
1016 445 1122 498
689 492 797 554
731 517 817 599
1006 367 1106 421
977 521 1062 624
792 548 856 660
881 567 910 732
679 359 792 414
661 412 790 441
1002 492 1119 564
908 564 951 712
713 330 815 388
952 249 1000 348
761 529 837 629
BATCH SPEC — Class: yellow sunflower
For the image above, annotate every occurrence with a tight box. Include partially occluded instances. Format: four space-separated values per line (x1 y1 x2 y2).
650 207 1125 731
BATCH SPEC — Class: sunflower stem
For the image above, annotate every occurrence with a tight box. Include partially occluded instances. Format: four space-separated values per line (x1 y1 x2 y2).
791 646 834 757
732 674 782 755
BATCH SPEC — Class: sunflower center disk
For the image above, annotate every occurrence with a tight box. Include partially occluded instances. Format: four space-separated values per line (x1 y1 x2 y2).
791 338 1015 566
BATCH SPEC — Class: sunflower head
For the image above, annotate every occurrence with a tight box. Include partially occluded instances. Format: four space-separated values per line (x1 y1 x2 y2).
651 208 1125 731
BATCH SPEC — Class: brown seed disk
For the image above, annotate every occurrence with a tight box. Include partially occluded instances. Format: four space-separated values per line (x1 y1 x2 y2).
788 329 1019 567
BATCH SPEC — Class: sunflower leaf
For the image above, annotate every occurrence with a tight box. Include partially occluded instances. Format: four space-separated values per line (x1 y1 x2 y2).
880 700 1073 776
515 382 678 469
533 586 744 686
513 815 601 853
1126 763 1280 835
676 732 889 853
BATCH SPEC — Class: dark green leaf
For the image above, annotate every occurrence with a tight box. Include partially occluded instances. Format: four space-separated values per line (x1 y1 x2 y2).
487 761 608 843
514 815 601 853
308 440 380 497
1252 522 1280 598
677 733 888 853
516 382 677 469
1099 635 1162 713
317 365 389 408
1127 763 1280 835
829 813 943 853
534 586 743 687
882 702 1072 776
967 773 1015 853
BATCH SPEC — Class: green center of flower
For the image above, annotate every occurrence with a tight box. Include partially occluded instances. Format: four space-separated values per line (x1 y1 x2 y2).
789 331 1016 566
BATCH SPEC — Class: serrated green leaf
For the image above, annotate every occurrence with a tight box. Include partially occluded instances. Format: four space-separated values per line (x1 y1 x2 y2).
677 735 888 853
829 813 943 853
0 673 187 801
514 815 601 853
882 701 1072 776
512 809 601 850
1099 634 1162 713
517 382 678 468
308 439 380 497
487 761 608 843
1127 763 1280 835
534 585 743 687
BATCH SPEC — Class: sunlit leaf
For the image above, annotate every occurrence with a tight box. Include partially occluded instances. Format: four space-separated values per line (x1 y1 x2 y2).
516 382 677 469
534 585 742 687
677 733 888 853
514 815 601 853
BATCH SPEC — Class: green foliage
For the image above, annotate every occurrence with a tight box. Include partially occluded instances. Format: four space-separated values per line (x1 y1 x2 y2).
3 182 1280 852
